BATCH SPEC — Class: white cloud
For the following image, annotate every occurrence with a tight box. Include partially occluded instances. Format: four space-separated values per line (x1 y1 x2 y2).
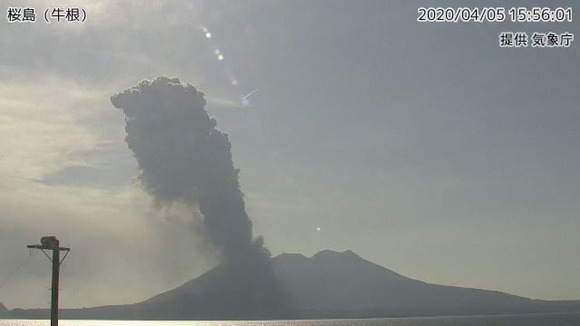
0 77 216 309
0 79 104 179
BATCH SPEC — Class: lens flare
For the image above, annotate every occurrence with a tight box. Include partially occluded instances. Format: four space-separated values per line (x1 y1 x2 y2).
197 18 257 107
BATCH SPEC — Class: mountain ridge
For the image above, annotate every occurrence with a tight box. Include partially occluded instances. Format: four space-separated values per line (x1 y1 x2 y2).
0 303 7 316
4 250 580 320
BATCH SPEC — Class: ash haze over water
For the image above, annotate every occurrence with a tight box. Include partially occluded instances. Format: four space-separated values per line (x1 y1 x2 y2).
0 0 579 311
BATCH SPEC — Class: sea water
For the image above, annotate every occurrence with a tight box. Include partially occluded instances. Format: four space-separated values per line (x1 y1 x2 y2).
2 313 580 326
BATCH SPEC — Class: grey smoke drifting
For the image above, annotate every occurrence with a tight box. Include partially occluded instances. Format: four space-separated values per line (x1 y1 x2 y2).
111 77 261 262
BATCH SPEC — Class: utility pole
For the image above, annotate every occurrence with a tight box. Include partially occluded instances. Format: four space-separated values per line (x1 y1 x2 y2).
27 236 70 326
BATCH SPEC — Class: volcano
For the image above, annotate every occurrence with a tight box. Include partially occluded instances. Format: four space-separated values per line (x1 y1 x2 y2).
5 250 580 320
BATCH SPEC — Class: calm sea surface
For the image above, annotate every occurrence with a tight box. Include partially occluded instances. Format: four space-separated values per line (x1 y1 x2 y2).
2 314 580 326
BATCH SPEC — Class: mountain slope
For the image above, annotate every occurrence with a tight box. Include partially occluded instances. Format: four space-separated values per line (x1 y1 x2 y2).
5 250 580 319
271 250 566 318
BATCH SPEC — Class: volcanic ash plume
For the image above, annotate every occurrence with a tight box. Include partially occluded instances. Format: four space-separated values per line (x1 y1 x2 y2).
111 77 293 317
110 77 263 264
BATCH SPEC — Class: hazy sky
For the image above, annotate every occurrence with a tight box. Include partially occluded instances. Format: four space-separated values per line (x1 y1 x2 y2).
0 0 578 309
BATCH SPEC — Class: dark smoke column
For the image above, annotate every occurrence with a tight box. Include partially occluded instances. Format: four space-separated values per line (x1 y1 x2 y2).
112 77 293 318
111 77 257 262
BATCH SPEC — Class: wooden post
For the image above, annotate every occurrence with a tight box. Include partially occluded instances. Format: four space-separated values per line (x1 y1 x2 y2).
27 236 70 326
50 240 60 326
